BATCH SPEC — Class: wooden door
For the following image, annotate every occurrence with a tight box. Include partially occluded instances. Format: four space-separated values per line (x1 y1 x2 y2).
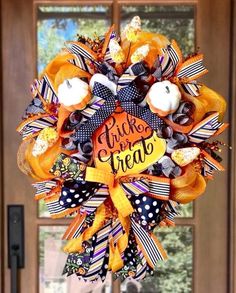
1 0 234 292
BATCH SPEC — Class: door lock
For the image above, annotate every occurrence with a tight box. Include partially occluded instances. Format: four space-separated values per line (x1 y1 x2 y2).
8 205 25 293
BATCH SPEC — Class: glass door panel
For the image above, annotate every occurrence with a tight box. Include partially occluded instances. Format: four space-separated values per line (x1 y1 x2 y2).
120 5 195 55
39 226 112 293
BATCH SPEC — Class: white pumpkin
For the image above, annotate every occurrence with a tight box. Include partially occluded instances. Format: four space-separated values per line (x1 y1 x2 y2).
147 80 181 117
58 77 91 111
90 73 117 95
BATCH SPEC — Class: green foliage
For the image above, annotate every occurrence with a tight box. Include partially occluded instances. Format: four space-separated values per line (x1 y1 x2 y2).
37 23 65 74
139 226 193 293
37 5 110 73
121 5 195 56
179 203 193 217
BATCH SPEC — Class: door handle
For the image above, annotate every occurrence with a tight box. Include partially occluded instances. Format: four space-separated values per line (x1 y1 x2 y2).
8 205 25 293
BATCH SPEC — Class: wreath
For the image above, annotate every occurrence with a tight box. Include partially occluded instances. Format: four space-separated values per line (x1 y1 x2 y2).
17 16 228 282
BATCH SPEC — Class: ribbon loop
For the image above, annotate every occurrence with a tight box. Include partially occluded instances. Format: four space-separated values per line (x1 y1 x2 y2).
85 167 134 218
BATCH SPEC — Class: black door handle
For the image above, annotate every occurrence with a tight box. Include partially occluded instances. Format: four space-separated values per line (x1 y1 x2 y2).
8 205 25 293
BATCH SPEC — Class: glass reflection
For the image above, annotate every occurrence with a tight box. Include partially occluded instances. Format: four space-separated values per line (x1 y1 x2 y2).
39 226 112 293
37 6 111 74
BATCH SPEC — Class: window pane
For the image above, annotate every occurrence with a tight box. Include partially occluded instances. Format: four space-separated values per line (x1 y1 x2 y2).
121 226 193 293
39 226 112 292
178 203 193 218
37 5 112 74
37 5 111 217
121 5 195 217
120 5 195 55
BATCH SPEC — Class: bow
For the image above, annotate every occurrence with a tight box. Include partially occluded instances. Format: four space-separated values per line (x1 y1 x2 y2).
73 80 164 143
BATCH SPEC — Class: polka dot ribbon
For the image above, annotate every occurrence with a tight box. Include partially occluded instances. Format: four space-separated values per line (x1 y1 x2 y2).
59 179 101 209
74 81 164 143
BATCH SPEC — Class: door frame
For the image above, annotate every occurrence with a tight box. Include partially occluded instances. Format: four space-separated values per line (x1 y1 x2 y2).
229 0 236 292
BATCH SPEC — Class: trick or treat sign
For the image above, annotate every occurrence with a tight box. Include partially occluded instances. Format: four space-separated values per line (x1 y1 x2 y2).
93 108 166 176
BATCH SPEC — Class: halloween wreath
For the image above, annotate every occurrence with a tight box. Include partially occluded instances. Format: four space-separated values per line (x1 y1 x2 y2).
17 16 228 282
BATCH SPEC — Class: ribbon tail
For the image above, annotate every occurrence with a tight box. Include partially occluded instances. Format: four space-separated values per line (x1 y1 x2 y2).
63 203 106 253
188 112 226 143
83 221 112 281
62 212 86 240
131 218 167 269
110 214 131 272
134 250 147 280
176 54 208 81
65 41 99 74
